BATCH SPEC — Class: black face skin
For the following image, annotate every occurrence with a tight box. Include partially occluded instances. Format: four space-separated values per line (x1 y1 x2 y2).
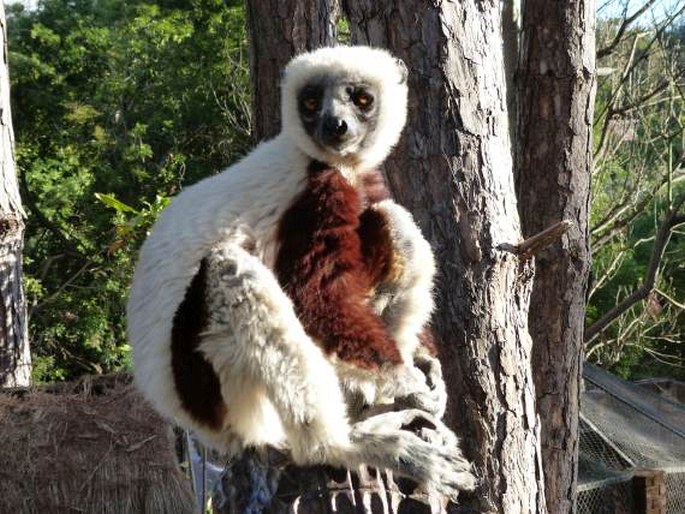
298 75 380 156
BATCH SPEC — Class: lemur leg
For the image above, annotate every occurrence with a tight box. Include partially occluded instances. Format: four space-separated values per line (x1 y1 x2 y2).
198 240 351 463
362 200 447 417
196 241 473 498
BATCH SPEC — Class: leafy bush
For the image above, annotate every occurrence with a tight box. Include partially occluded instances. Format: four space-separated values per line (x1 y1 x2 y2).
8 0 251 381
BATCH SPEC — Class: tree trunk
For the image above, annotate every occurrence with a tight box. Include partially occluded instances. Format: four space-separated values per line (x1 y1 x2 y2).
225 8 456 511
0 2 31 388
515 2 595 513
343 2 546 512
245 0 336 141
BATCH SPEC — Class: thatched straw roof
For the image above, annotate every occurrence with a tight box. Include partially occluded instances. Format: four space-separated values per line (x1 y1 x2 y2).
0 374 195 514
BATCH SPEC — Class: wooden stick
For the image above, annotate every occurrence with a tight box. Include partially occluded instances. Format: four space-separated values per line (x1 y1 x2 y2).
499 220 573 258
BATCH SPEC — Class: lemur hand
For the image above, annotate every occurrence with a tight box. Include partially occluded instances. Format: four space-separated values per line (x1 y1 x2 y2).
386 359 447 419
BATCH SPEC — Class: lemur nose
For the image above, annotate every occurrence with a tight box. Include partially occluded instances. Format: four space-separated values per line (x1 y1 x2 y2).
323 116 348 137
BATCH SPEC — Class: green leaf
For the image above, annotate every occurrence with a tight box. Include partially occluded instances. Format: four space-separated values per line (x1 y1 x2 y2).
94 193 140 214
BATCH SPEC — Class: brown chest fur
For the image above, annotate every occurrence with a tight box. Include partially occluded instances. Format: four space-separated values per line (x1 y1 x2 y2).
275 161 402 369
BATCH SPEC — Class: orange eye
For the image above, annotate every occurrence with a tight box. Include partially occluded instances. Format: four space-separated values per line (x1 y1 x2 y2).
303 98 319 111
353 92 373 109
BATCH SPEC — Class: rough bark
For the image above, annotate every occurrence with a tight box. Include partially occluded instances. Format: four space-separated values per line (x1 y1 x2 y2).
515 1 596 513
245 0 336 141
0 2 30 388
343 2 546 512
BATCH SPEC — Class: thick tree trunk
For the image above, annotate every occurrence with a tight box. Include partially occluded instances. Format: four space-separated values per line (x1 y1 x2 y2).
343 2 546 512
515 2 595 513
231 7 462 512
0 2 30 388
245 0 336 141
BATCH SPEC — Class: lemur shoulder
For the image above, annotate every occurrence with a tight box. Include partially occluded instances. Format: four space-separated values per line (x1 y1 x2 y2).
127 45 475 499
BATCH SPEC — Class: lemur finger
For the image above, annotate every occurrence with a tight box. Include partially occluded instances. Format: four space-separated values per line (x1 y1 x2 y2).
361 429 471 491
392 431 476 499
393 388 446 419
415 353 444 389
391 365 447 418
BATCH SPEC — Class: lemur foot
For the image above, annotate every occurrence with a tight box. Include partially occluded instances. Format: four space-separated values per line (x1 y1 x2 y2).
349 409 476 501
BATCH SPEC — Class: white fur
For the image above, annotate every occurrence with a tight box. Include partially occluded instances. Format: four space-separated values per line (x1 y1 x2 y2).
372 200 437 362
128 135 311 449
199 242 351 460
127 46 474 494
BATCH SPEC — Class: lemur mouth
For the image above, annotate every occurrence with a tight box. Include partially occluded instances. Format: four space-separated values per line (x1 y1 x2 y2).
316 137 363 158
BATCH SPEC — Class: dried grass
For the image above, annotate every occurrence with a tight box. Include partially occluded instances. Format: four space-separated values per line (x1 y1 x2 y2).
0 374 195 514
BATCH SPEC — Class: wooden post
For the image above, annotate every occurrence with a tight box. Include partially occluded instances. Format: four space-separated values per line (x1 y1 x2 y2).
633 469 666 514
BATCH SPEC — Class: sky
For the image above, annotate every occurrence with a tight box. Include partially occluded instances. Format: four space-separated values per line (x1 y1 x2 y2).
598 0 685 22
6 0 38 10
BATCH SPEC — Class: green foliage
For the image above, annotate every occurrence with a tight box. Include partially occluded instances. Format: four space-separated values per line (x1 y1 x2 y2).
589 16 685 380
8 0 251 382
588 192 685 379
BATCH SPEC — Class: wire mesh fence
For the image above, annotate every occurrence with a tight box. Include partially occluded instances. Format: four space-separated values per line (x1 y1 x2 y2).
578 364 685 513
665 472 685 514
578 479 636 514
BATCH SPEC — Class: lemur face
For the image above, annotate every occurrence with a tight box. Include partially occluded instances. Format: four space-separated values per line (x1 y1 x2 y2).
297 76 380 157
281 46 409 169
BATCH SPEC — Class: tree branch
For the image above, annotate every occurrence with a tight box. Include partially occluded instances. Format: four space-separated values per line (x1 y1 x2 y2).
655 288 685 310
608 79 671 116
597 0 658 59
594 4 685 162
588 246 627 300
19 172 82 258
584 198 685 342
29 261 91 316
591 169 685 249
499 220 573 258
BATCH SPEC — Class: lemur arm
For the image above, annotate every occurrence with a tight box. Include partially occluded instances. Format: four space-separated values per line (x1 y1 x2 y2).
198 241 475 497
359 199 447 418
356 168 435 353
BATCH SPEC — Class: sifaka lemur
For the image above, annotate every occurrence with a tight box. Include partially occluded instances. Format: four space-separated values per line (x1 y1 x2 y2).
127 46 475 499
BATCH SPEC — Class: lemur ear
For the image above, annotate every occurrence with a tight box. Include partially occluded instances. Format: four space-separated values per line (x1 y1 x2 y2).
395 58 408 85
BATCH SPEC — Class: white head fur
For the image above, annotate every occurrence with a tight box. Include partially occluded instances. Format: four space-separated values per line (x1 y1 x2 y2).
281 46 408 171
